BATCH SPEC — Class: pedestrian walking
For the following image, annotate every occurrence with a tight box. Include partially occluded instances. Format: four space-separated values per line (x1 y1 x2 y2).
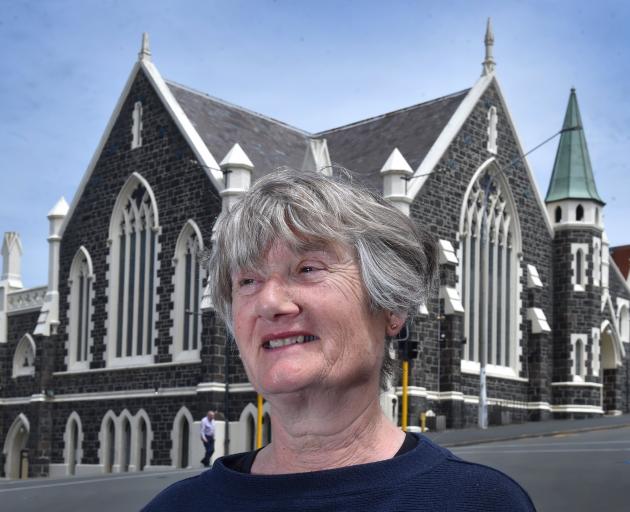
200 410 215 467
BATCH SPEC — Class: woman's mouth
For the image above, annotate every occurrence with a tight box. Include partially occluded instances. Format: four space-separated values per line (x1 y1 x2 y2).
263 335 318 349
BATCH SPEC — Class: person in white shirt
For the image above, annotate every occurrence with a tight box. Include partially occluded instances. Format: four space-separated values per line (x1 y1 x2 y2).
200 410 215 467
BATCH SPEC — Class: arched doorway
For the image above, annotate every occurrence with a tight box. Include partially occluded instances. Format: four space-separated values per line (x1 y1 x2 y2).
263 412 272 446
103 417 116 473
178 415 190 468
3 414 30 479
138 418 148 471
121 418 131 472
246 414 256 451
600 326 620 413
68 420 79 475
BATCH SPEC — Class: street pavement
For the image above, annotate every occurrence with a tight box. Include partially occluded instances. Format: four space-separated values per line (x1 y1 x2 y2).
1 414 629 511
424 412 630 446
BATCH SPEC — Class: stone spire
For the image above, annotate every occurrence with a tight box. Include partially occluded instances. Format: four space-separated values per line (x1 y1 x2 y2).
138 32 151 61
482 18 496 76
545 88 604 204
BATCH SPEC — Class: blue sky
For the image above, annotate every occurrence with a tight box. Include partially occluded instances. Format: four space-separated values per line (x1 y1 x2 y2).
1 0 629 287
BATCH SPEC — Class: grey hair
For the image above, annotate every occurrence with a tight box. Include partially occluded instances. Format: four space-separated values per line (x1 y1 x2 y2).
208 168 437 388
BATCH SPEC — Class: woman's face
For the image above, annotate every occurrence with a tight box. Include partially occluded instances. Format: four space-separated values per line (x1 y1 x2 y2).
231 241 398 398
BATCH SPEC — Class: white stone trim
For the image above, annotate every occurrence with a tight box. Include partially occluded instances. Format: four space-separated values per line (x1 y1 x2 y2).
551 381 603 388
528 307 551 333
0 381 252 404
131 409 154 471
2 413 30 479
12 333 36 377
438 239 458 265
53 359 201 375
592 237 601 287
106 173 159 367
6 286 47 313
550 404 604 414
131 101 143 149
486 106 498 154
571 243 589 291
526 264 543 288
63 411 84 475
407 74 493 199
171 407 194 469
591 327 601 377
60 60 223 239
460 359 529 382
98 410 119 473
66 247 95 372
615 297 630 343
439 286 464 315
570 333 588 381
170 220 203 362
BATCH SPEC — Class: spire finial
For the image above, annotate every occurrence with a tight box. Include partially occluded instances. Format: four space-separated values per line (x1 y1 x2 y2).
138 32 151 61
482 18 495 76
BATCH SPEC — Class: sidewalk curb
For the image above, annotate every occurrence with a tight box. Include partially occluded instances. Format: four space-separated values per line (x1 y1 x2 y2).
437 422 630 448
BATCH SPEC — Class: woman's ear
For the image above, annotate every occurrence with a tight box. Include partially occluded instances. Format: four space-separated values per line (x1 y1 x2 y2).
385 311 407 337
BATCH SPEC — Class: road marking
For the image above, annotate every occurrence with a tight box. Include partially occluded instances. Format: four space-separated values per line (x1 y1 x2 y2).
454 448 630 455
457 440 630 449
0 468 201 493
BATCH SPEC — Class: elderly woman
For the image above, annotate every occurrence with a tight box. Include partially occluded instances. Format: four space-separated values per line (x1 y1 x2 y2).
143 169 535 511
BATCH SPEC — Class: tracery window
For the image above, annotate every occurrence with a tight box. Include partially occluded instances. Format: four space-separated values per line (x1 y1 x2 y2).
12 334 36 377
173 221 203 360
108 174 159 366
460 168 520 369
68 247 94 370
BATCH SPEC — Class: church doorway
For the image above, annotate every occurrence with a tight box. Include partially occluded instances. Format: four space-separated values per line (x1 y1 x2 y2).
3 414 30 479
600 327 619 414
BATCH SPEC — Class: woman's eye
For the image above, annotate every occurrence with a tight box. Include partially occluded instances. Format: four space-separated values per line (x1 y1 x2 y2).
300 266 315 273
238 278 255 287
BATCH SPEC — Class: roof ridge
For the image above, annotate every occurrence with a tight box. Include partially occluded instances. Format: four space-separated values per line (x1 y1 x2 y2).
315 88 470 136
165 79 313 137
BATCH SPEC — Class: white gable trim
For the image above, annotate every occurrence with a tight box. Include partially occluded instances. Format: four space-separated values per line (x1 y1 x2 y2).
489 79 554 237
407 73 493 199
60 60 223 239
141 60 223 187
407 74 553 238
609 252 630 295
603 297 627 361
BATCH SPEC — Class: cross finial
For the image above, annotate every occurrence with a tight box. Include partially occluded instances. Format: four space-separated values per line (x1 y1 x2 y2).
138 32 151 61
482 18 495 76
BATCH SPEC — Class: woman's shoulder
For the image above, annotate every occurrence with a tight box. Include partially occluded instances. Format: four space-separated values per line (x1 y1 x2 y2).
417 436 536 511
141 473 210 512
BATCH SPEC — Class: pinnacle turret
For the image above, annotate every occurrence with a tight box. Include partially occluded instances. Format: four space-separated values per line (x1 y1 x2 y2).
482 18 496 76
545 88 603 205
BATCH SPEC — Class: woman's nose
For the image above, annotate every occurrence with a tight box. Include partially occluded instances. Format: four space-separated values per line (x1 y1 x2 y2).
255 276 300 320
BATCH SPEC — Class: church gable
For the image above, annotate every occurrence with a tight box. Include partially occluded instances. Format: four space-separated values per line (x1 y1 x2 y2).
56 66 221 375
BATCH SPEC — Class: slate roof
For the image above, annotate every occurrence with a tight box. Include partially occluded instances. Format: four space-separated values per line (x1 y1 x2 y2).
168 80 469 192
167 81 311 182
317 90 469 193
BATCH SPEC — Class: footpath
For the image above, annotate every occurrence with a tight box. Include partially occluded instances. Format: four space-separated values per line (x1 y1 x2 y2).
422 413 630 447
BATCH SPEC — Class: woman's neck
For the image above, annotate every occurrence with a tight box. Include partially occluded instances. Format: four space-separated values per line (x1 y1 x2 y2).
251 389 405 475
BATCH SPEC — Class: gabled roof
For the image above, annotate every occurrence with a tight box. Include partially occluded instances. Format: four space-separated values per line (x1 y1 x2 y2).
545 88 604 204
611 245 630 280
317 91 468 193
167 82 311 182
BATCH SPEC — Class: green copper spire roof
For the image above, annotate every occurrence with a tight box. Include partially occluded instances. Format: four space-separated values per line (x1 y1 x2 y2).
545 88 604 204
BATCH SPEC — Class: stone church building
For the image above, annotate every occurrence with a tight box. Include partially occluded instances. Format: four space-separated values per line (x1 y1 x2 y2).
2 24 629 478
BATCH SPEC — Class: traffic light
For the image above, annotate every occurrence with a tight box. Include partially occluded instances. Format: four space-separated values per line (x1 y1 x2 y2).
395 322 419 362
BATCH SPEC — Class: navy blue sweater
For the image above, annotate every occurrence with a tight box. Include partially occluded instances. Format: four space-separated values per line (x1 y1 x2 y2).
142 434 535 511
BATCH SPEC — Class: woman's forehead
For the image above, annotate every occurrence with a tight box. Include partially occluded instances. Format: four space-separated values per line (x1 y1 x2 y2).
231 239 354 274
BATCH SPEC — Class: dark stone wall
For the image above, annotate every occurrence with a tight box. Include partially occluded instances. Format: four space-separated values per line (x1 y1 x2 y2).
0 311 41 399
404 82 554 426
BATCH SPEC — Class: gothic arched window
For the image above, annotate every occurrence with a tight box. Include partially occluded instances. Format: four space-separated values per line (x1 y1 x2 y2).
460 167 521 369
576 204 584 221
13 334 36 377
172 221 204 360
108 174 159 366
68 247 94 370
555 206 562 223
